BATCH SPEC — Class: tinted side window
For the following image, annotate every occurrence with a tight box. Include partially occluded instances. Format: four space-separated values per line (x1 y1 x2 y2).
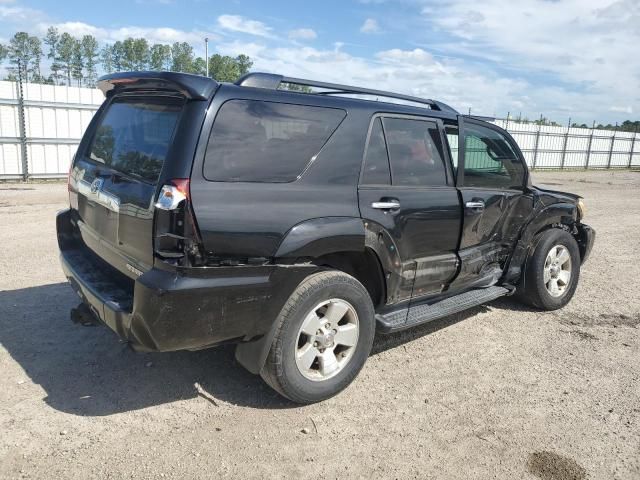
382 118 447 186
204 100 346 183
361 118 391 185
463 123 525 189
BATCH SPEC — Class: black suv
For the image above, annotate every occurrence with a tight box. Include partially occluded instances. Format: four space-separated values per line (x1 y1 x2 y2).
57 71 595 403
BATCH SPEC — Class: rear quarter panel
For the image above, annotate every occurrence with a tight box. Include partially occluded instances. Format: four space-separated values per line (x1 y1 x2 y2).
189 85 370 259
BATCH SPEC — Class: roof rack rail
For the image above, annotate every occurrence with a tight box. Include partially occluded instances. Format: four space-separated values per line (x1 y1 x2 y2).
235 72 458 114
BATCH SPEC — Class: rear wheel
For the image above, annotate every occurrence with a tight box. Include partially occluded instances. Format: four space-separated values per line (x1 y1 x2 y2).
261 271 375 403
519 228 581 310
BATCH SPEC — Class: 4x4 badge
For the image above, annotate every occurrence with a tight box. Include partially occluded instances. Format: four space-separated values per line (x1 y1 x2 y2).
90 178 104 194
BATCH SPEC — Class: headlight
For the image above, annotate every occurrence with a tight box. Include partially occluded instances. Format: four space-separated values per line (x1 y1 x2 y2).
577 198 586 220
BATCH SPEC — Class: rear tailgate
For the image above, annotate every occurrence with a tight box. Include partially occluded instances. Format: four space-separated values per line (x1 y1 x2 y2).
71 95 183 274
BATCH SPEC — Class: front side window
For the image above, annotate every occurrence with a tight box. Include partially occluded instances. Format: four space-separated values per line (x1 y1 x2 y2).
88 97 183 183
462 123 525 189
382 117 447 186
204 100 346 182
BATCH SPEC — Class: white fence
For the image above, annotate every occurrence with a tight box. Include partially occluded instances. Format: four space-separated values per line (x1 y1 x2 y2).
0 79 638 179
494 119 640 169
0 80 102 179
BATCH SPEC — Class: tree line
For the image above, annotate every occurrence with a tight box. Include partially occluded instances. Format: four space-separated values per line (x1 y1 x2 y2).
0 27 253 87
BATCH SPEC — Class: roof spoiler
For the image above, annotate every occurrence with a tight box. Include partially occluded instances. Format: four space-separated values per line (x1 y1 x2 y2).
97 71 218 100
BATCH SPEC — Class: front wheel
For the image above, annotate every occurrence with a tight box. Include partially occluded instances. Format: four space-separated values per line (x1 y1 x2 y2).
260 271 375 404
518 228 581 310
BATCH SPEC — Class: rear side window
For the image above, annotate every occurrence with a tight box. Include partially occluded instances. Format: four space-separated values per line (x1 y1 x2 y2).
361 118 391 185
88 97 182 183
382 118 448 186
204 100 346 182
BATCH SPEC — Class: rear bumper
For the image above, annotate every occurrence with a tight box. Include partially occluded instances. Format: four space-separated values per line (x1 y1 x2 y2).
57 209 314 353
576 223 595 264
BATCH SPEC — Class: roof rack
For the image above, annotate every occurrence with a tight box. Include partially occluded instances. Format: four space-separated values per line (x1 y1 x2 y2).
235 72 458 114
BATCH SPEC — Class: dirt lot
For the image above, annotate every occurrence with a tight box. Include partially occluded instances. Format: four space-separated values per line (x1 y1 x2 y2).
0 170 638 479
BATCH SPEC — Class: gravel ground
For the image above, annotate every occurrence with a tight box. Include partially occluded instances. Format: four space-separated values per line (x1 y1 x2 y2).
0 170 638 480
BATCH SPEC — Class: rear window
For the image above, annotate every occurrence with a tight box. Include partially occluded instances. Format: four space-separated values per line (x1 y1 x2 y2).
203 100 346 182
87 96 183 183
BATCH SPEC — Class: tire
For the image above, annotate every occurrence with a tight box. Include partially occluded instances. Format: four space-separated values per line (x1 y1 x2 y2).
260 270 375 404
519 228 581 310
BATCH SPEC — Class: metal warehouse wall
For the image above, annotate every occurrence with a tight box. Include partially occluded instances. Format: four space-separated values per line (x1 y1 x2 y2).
0 79 638 179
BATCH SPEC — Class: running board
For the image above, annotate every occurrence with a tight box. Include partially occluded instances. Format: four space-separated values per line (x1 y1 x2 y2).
376 286 510 334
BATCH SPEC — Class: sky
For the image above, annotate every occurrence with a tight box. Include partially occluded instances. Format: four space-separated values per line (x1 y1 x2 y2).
0 0 638 125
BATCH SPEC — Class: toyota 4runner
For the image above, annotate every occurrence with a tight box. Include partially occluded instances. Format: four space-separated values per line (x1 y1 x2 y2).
57 71 595 403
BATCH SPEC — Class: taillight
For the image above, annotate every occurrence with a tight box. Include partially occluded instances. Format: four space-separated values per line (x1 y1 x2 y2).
155 183 188 210
153 178 204 267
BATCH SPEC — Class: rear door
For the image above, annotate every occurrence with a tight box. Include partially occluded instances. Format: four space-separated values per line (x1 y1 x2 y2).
70 95 184 274
358 114 461 306
447 117 532 290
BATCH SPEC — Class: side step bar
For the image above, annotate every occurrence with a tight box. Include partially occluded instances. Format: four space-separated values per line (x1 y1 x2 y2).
376 286 511 334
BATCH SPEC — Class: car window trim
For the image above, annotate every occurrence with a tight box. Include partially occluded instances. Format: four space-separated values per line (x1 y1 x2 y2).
358 116 392 187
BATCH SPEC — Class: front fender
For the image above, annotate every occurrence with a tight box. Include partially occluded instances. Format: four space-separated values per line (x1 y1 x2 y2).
504 202 578 284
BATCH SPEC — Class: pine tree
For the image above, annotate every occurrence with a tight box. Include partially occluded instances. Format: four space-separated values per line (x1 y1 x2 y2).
44 27 62 84
121 38 136 71
236 54 252 77
132 38 150 70
28 35 43 80
57 32 76 85
7 32 42 82
171 42 194 73
71 39 84 86
150 44 171 71
111 41 125 72
100 44 114 74
81 35 99 86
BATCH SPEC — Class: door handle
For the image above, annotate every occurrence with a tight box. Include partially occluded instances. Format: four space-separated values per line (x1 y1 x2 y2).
465 200 485 212
372 200 400 210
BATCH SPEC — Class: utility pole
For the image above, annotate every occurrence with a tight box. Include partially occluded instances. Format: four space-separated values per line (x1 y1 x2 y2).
205 38 209 77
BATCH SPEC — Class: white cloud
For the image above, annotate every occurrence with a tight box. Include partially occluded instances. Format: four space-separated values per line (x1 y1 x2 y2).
216 40 267 59
217 14 273 38
33 21 216 49
610 106 633 114
288 28 317 41
424 0 640 121
376 48 434 65
215 40 532 116
0 5 48 24
360 18 380 33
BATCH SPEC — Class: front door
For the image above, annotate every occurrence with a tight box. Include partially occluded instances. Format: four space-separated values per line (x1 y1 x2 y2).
447 117 532 290
358 114 461 310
